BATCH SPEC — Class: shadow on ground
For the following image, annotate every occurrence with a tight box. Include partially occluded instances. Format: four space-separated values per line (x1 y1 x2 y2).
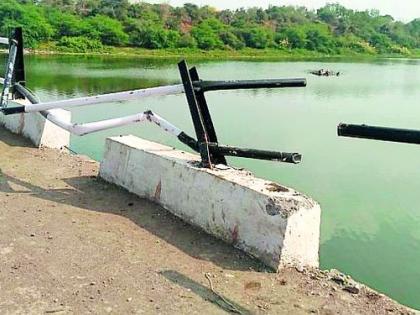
0 169 267 273
0 128 36 148
161 270 252 314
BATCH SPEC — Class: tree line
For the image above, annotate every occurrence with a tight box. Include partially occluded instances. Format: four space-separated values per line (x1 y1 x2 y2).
1 0 420 55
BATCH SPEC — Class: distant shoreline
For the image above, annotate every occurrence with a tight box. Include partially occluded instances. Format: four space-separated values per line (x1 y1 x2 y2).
24 46 420 61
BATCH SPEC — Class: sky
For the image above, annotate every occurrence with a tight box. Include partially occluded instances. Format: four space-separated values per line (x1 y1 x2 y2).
141 0 420 22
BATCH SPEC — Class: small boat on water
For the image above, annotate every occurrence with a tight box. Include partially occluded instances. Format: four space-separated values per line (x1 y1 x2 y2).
310 69 340 77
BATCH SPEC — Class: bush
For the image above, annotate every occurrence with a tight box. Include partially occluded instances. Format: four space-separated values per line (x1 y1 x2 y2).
279 27 307 49
220 30 244 49
302 23 335 53
128 22 181 49
369 33 392 53
46 10 88 39
390 45 410 55
87 15 128 46
177 34 197 48
191 19 224 50
0 0 53 48
336 35 376 54
165 30 181 48
241 27 274 49
57 36 103 52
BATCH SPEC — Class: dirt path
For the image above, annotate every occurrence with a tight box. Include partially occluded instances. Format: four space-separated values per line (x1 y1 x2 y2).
0 128 415 315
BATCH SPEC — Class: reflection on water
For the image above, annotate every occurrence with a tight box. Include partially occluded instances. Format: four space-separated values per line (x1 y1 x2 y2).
24 55 177 98
7 54 420 310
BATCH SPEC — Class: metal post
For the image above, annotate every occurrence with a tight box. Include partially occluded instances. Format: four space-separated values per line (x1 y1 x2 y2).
178 60 212 168
189 67 227 165
11 27 25 99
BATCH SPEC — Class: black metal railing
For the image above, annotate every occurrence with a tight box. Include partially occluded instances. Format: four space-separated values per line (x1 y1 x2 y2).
178 60 305 168
338 123 420 145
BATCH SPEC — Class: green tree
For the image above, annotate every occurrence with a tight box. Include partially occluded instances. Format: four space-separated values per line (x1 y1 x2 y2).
191 18 224 49
0 0 416 55
45 9 88 38
126 20 180 49
97 0 129 20
220 30 244 49
279 27 307 48
0 0 53 47
303 23 335 53
177 33 197 48
241 26 274 49
369 33 392 53
75 0 101 16
87 15 128 45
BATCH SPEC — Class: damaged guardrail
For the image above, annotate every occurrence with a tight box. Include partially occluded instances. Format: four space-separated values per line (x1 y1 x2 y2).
1 27 306 168
338 123 420 145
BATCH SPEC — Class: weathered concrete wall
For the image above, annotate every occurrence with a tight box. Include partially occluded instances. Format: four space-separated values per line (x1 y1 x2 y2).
99 135 321 270
0 100 70 149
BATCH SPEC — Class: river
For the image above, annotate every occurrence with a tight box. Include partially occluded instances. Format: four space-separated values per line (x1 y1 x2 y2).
21 55 420 309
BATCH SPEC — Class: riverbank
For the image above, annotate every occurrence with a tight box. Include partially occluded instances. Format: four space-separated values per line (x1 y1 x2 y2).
0 127 416 314
29 43 420 61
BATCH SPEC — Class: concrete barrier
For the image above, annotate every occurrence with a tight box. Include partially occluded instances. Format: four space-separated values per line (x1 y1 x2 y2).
99 135 321 270
0 100 71 149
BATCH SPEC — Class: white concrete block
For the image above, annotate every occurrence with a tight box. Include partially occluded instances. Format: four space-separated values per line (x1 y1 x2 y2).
0 100 70 149
100 136 321 270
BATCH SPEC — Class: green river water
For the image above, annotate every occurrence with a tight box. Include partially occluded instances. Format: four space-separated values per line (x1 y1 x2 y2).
21 55 420 309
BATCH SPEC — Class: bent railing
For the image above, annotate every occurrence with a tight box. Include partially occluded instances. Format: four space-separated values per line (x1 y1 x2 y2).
0 27 306 168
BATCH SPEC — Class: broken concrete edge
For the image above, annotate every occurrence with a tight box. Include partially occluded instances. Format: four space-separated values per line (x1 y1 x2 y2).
0 100 71 149
99 135 321 270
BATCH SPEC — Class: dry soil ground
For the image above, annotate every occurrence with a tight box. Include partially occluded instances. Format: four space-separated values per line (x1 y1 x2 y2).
0 128 416 315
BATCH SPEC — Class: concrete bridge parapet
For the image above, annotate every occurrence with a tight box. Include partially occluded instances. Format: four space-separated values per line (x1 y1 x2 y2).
0 100 70 149
99 135 321 270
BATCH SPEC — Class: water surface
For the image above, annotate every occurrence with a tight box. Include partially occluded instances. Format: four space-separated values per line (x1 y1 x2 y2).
20 55 420 309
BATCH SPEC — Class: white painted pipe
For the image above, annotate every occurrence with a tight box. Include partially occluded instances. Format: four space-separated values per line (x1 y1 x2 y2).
24 84 185 113
147 111 183 136
0 37 9 45
13 83 185 137
43 110 182 137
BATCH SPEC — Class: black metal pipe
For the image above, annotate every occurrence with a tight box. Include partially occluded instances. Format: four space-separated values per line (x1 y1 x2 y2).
1 106 25 115
1 83 38 115
14 83 38 104
209 144 302 164
338 123 420 145
12 27 25 99
177 131 199 152
195 78 307 92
